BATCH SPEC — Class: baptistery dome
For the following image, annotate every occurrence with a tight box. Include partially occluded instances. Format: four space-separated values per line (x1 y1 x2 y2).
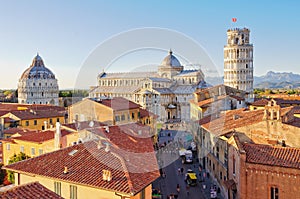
161 50 182 67
18 54 59 105
20 54 56 79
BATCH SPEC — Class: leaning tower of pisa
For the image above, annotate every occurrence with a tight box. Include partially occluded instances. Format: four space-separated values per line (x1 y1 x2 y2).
224 28 253 92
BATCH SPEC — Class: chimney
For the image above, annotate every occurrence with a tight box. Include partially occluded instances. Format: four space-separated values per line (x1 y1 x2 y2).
104 142 110 152
44 121 48 130
138 130 142 135
105 126 109 133
63 166 69 174
55 122 61 150
102 169 112 182
97 140 104 149
282 140 286 147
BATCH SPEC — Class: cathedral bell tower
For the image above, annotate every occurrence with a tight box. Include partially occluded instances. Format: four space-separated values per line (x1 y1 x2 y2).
224 28 253 92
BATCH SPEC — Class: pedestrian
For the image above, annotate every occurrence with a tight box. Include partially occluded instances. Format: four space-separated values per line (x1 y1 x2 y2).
181 167 184 175
176 184 180 193
186 184 190 195
178 168 181 175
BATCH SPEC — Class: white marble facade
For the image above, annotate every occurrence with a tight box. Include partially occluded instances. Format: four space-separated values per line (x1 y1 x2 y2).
90 50 208 122
18 54 59 105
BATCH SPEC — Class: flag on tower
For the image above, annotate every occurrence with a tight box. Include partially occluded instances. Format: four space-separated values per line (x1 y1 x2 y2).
232 18 237 23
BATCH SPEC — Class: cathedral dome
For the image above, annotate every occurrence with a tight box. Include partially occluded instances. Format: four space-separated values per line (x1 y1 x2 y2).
161 50 181 67
20 54 56 79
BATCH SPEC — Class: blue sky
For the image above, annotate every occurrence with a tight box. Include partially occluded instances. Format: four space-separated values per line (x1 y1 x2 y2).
0 0 299 89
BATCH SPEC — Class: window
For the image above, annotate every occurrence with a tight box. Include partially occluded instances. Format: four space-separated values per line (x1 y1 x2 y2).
54 182 61 196
131 112 135 119
49 118 53 124
70 185 77 199
20 146 24 153
39 149 43 155
56 118 60 122
140 189 146 199
25 121 29 126
31 147 35 155
270 187 279 199
220 171 223 180
34 120 37 125
6 144 10 150
233 156 236 175
115 116 120 122
121 114 125 121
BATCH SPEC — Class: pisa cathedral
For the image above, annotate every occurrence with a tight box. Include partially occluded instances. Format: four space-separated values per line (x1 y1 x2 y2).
89 50 209 122
18 54 59 105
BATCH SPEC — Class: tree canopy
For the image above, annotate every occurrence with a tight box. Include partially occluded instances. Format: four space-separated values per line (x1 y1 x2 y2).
7 152 30 183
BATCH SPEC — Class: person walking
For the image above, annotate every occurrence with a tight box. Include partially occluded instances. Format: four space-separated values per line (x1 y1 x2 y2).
186 184 190 196
176 184 180 193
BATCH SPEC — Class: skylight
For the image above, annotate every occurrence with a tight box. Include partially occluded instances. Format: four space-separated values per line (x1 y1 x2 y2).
68 149 78 156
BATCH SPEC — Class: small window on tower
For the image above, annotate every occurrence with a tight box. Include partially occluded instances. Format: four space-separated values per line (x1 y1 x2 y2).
246 64 248 69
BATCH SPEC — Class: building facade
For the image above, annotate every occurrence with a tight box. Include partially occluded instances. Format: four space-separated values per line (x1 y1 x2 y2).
89 50 206 122
224 28 254 92
18 54 59 105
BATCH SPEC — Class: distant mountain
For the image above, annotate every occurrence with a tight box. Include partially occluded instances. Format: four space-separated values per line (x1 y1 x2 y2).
205 71 300 89
254 71 300 89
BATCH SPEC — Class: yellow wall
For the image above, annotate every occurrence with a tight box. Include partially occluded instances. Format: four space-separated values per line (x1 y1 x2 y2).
2 132 78 165
69 99 144 126
19 116 65 131
1 112 65 131
16 173 153 199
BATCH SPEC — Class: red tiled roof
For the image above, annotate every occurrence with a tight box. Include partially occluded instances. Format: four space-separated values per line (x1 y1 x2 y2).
12 129 72 143
198 107 297 136
243 143 300 169
139 108 158 119
199 108 265 136
0 182 63 199
62 121 106 131
4 141 159 196
0 103 65 112
96 97 140 111
88 123 154 153
251 99 269 106
4 109 65 120
3 127 34 135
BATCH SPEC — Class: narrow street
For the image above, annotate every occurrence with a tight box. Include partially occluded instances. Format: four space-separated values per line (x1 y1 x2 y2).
152 125 223 199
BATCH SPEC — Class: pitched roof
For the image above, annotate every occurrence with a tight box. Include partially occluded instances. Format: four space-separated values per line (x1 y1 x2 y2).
243 143 300 169
99 71 159 79
93 97 140 111
251 98 269 106
0 182 63 199
61 121 106 131
4 140 159 196
198 108 265 136
0 103 65 112
139 108 158 119
87 123 155 152
11 129 72 143
3 109 65 120
90 85 140 94
3 127 35 136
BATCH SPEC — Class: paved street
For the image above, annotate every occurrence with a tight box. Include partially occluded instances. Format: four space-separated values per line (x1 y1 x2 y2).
152 126 223 199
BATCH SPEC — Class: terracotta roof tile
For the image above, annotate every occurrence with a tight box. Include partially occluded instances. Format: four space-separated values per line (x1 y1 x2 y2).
0 182 63 199
251 98 269 106
0 103 65 112
3 127 35 135
4 140 159 196
12 129 72 143
92 97 140 111
243 143 300 169
5 109 65 120
62 121 106 131
199 108 264 135
139 108 158 118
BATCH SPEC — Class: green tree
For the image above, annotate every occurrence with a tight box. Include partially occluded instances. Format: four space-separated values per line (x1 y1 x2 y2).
7 152 30 183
